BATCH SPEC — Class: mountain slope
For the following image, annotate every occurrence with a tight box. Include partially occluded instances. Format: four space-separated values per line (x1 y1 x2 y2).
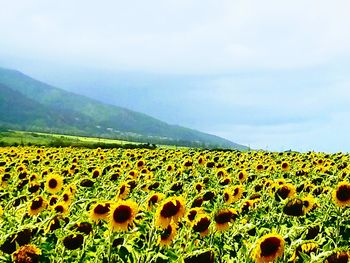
0 67 247 149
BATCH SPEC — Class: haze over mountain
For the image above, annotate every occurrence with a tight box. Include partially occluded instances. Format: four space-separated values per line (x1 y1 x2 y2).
0 67 247 149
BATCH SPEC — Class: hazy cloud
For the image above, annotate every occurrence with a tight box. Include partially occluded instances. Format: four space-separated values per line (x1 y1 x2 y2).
1 0 350 151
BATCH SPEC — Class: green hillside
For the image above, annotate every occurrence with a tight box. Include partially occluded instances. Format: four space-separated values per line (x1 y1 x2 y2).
0 67 247 149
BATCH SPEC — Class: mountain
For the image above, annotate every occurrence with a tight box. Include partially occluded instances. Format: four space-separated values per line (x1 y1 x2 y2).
0 67 247 149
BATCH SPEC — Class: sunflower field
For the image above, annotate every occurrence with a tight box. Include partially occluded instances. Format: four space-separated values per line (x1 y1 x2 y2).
0 146 350 263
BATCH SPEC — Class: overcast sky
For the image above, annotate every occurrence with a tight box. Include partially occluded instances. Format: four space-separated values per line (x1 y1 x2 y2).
1 0 350 152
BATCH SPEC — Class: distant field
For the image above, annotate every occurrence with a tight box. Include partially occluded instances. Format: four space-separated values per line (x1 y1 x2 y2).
0 130 154 148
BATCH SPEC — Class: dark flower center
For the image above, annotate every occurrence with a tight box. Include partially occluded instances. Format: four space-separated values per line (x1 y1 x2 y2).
113 205 132 223
203 191 215 201
48 179 58 189
326 252 349 263
50 197 58 206
63 194 69 202
149 195 158 205
277 186 291 200
119 185 126 195
63 234 84 250
161 225 173 240
55 205 64 213
283 199 304 216
224 193 230 202
92 170 100 178
75 222 93 235
160 200 181 218
30 197 43 210
193 217 211 233
191 197 203 208
336 185 350 202
260 237 281 257
303 200 310 208
217 171 224 177
187 210 197 221
214 211 235 224
94 204 110 215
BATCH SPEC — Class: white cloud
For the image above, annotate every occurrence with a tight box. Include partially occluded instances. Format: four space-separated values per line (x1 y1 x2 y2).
1 0 350 73
1 0 350 152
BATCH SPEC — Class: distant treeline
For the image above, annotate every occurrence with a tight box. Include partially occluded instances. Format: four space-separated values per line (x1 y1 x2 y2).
0 133 157 150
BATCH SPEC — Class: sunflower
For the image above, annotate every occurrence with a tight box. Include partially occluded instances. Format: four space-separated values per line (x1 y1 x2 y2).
49 195 59 206
146 192 165 211
192 214 211 237
198 156 206 166
66 183 77 195
283 198 304 216
203 191 215 201
116 182 130 200
12 244 41 263
232 185 244 203
89 202 111 222
155 196 186 229
325 251 350 263
281 161 290 172
109 200 138 232
182 158 193 168
28 182 40 194
91 168 101 178
73 222 93 235
159 222 177 246
332 182 350 208
29 173 40 182
53 202 69 215
219 176 232 186
290 242 318 263
184 250 215 263
136 159 145 169
63 234 84 250
302 195 316 213
186 207 204 223
28 196 47 216
45 174 63 194
224 185 243 204
305 225 320 240
165 163 175 172
127 170 138 180
275 183 296 201
195 182 204 193
256 163 264 172
215 168 226 178
223 188 234 204
61 191 73 205
214 208 238 231
252 233 285 263
238 170 248 183
241 199 260 214
191 196 204 208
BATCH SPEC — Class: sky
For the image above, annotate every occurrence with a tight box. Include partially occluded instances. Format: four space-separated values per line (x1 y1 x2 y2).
1 0 350 152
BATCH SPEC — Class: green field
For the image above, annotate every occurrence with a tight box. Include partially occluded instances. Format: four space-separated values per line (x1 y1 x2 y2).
0 130 154 149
